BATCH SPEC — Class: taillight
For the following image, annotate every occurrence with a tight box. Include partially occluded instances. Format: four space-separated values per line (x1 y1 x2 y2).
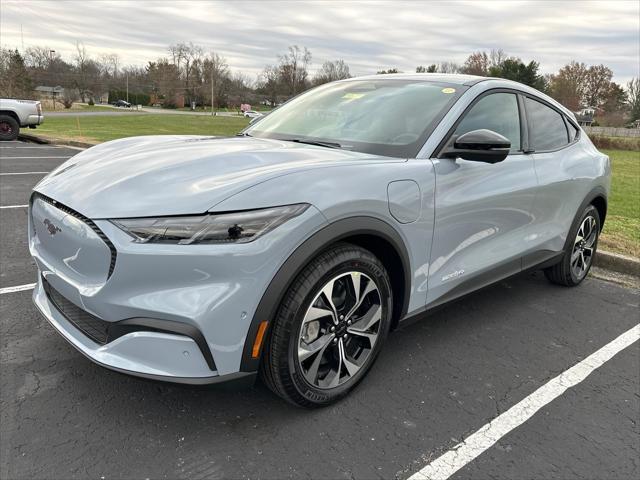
36 103 42 115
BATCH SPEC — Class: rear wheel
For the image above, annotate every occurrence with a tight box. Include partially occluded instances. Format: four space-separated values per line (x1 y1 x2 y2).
545 204 600 286
260 243 392 407
0 115 19 141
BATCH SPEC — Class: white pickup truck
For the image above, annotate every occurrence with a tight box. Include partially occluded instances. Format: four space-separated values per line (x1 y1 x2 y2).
0 99 44 141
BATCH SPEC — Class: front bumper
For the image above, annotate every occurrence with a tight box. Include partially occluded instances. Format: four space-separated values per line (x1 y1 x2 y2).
33 275 256 384
28 193 327 383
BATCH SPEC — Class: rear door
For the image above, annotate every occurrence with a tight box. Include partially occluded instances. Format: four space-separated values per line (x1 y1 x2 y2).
521 96 587 266
427 90 538 307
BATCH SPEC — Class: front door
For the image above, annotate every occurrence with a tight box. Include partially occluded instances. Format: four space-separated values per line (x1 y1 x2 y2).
427 91 538 307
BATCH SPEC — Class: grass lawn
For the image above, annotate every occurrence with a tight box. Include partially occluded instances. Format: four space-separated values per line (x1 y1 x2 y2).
35 113 250 144
600 149 639 257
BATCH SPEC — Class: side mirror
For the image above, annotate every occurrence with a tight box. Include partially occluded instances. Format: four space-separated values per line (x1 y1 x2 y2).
442 129 511 163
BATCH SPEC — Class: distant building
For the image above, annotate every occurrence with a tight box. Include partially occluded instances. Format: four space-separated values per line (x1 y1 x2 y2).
574 107 595 127
35 85 65 99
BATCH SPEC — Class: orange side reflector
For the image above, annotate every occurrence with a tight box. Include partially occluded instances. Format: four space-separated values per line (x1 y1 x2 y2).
252 321 269 358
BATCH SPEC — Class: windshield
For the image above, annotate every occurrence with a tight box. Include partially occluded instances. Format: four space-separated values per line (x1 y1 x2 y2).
245 79 466 157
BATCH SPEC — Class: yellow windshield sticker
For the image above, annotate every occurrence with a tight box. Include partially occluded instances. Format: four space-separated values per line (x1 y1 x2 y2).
342 92 365 100
441 87 456 94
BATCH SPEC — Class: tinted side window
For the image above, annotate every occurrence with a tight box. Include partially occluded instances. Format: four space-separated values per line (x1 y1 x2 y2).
455 93 521 152
526 98 569 151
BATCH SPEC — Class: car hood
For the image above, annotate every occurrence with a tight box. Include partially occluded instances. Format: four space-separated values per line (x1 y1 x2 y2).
35 135 395 218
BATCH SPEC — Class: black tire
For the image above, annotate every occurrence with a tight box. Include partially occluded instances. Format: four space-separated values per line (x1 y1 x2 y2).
260 243 393 407
544 204 601 286
0 115 19 141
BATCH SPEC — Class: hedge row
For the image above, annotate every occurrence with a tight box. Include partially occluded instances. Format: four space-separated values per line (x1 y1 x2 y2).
107 90 150 106
589 135 640 151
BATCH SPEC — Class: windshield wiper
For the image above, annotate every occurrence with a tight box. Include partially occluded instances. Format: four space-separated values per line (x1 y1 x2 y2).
236 132 252 137
284 138 342 149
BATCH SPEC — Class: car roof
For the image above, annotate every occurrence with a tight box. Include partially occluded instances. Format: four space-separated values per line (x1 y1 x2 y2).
341 73 487 86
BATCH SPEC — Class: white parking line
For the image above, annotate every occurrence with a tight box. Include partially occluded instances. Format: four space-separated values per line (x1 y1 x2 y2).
0 283 36 295
409 323 640 480
0 205 28 209
0 172 49 176
0 156 70 159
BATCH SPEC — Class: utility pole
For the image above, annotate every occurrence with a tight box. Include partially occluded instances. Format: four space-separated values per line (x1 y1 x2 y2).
50 50 56 110
211 68 215 116
126 73 129 103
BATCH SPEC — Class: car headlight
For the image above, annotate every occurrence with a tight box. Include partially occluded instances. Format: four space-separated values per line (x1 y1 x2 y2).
111 204 310 245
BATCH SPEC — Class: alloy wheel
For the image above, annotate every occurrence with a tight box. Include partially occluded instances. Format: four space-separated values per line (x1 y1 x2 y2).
571 214 597 279
297 271 382 389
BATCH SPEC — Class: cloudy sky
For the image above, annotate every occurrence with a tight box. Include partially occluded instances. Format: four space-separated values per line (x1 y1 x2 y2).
1 0 638 84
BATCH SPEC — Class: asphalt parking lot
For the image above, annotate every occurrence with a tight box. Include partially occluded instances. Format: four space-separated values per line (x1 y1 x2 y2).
1 140 638 480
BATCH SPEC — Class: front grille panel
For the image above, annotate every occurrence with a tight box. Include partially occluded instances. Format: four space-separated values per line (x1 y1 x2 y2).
32 193 117 278
44 280 110 344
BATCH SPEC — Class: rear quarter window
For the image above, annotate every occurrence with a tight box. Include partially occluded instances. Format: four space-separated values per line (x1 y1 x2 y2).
525 97 569 151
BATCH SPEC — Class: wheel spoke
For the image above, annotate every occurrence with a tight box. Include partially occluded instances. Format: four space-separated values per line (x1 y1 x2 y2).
298 332 334 362
585 229 597 248
320 279 339 323
304 305 335 324
349 303 381 333
324 340 344 388
303 338 333 385
345 277 377 320
571 248 581 264
340 341 360 377
348 272 362 308
574 225 584 245
346 327 377 346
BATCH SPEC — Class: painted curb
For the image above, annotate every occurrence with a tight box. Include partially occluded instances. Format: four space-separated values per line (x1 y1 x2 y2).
594 251 640 277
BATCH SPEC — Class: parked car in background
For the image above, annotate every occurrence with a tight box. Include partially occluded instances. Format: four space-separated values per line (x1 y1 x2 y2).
29 74 610 407
243 110 263 119
0 99 44 141
112 100 131 108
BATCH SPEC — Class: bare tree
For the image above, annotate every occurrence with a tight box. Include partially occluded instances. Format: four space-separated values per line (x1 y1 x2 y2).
278 45 311 95
489 49 507 68
24 46 60 70
73 41 99 101
99 53 120 78
461 51 489 76
438 62 460 74
627 78 640 121
258 65 282 106
203 52 229 109
313 59 350 85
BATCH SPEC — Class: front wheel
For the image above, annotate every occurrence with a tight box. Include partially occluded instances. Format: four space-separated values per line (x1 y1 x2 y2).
545 204 600 286
260 243 393 407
